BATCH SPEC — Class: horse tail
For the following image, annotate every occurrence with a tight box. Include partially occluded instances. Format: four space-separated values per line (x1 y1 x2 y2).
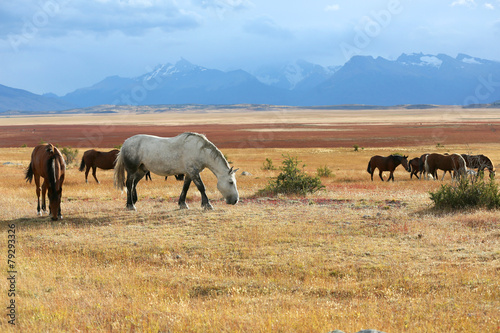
114 151 126 190
366 160 372 174
78 156 85 172
456 154 467 178
25 162 34 183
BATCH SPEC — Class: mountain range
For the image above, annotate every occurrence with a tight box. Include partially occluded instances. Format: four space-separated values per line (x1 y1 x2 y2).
1 53 500 113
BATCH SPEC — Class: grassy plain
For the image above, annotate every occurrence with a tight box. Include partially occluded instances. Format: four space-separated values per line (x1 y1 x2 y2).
0 143 499 332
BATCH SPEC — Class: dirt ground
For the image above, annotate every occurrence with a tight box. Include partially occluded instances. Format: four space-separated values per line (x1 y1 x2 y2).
1 107 500 148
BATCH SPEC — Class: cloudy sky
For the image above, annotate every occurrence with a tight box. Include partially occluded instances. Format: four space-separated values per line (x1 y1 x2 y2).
1 0 500 95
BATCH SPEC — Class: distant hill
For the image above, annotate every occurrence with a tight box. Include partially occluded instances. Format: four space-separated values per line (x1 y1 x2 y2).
2 53 500 112
0 84 73 113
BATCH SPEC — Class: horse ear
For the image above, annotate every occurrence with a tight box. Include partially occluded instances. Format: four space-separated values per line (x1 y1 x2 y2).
229 167 239 175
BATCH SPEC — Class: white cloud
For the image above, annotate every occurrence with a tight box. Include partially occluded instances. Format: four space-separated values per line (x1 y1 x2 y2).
243 16 293 39
325 4 340 11
192 0 253 11
484 3 495 9
451 0 476 7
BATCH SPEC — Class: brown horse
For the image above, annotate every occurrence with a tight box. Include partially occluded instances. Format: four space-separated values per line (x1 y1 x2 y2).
79 149 119 183
424 153 466 181
408 157 422 179
25 144 66 220
367 154 410 181
461 154 495 177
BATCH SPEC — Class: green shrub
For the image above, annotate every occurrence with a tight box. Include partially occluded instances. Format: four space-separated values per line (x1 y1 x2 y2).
262 158 276 170
61 146 79 165
259 155 324 196
429 175 500 210
317 165 333 178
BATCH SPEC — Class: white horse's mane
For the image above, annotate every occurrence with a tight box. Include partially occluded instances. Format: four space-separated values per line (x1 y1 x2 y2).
183 132 230 169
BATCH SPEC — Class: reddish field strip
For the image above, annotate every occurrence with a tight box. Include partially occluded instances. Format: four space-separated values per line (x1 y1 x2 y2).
1 122 500 148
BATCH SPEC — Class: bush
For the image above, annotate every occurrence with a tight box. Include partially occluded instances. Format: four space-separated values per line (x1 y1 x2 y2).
317 165 333 178
262 158 276 170
259 155 324 196
429 175 500 210
61 146 79 165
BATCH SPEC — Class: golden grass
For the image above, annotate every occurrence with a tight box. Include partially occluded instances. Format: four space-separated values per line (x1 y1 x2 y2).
0 145 499 332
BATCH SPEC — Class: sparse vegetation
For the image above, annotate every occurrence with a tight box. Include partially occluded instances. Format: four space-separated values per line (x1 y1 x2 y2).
259 154 324 195
353 144 364 152
316 165 333 178
261 157 276 170
430 175 500 210
60 146 79 165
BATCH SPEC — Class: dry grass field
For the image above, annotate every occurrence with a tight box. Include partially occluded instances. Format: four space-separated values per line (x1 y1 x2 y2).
1 108 500 332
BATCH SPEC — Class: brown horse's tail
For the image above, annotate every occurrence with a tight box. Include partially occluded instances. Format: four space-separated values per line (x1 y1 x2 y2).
78 156 85 172
25 162 34 183
366 160 372 174
113 151 126 191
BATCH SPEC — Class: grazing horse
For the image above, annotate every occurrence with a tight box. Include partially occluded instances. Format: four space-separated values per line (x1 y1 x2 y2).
79 149 120 183
408 157 422 179
367 154 410 181
114 132 239 211
461 154 495 178
424 153 466 181
25 144 66 220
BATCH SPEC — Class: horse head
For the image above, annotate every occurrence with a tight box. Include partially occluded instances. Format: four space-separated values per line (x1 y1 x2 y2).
217 166 239 205
401 155 411 172
48 185 63 220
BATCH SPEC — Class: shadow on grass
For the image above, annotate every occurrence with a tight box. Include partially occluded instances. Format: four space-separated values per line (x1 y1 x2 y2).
0 205 222 231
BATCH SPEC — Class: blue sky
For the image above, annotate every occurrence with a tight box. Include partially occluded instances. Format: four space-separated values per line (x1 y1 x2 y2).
1 0 500 95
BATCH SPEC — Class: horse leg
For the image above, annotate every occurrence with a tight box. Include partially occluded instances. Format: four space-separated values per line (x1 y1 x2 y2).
92 166 99 184
34 175 42 215
388 171 394 182
125 173 137 210
41 180 48 214
178 176 192 209
379 170 384 181
191 174 213 210
132 172 145 204
84 165 90 183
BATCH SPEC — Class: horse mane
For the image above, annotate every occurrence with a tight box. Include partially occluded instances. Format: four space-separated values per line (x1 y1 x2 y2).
390 154 404 162
46 144 64 201
184 132 230 168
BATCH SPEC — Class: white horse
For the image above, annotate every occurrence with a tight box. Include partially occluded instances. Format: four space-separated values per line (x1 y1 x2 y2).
114 133 239 210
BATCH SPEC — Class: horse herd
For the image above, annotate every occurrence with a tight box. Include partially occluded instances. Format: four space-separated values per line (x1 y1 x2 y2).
24 132 495 221
367 152 495 182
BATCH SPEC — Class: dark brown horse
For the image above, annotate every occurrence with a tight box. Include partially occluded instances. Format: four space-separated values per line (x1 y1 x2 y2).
461 154 495 177
367 154 410 181
79 149 119 183
408 157 422 179
25 144 66 220
425 153 466 181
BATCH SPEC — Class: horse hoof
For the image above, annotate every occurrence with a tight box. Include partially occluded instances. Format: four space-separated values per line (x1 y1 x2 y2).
126 205 136 211
179 203 189 210
203 204 214 211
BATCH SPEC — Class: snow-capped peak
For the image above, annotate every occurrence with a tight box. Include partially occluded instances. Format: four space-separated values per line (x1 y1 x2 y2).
397 53 442 68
